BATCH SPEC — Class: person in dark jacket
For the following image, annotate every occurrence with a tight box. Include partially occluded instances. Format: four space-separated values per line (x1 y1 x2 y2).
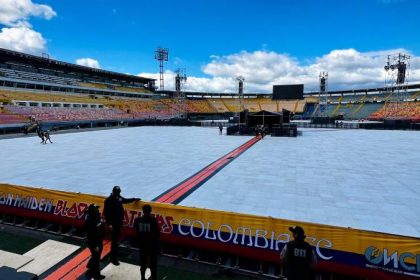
84 204 105 280
104 186 140 265
261 125 266 138
280 226 317 280
134 204 160 280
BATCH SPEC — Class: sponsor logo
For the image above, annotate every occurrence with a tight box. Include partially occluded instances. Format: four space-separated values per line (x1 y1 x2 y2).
365 246 420 275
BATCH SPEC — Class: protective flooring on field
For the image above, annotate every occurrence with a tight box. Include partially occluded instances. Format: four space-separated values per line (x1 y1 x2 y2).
0 126 251 198
0 127 419 238
181 128 420 238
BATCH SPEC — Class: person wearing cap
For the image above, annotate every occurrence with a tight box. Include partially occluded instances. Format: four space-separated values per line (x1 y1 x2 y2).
280 226 317 280
134 204 160 280
104 186 141 265
84 204 105 280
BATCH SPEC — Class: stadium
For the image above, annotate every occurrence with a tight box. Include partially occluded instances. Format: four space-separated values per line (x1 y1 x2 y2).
0 0 420 280
0 1 420 280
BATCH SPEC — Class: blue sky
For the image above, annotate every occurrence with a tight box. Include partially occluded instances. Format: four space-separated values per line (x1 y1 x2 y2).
0 0 419 92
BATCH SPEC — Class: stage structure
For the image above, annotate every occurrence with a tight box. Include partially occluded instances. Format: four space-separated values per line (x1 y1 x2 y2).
317 72 328 117
174 68 187 118
384 53 410 117
237 76 245 127
154 47 169 91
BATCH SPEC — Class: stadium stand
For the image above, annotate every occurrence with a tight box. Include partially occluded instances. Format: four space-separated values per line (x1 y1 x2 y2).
4 105 132 122
242 99 261 112
110 99 177 119
278 100 297 112
410 90 420 100
115 86 152 93
0 89 103 104
369 102 420 121
352 103 384 119
0 112 27 124
0 48 155 98
207 99 230 113
0 67 80 85
79 82 109 89
259 98 278 112
2 48 420 125
221 98 241 112
185 99 216 113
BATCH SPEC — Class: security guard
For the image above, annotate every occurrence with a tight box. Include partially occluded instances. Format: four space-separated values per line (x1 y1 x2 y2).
104 186 140 265
84 204 105 280
280 226 317 280
134 204 160 280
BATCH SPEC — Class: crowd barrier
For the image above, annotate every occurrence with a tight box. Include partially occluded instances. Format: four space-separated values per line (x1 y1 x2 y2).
0 184 419 279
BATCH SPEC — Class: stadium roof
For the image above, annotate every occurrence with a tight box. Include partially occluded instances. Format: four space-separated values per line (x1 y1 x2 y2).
166 83 420 98
305 83 420 96
0 48 154 84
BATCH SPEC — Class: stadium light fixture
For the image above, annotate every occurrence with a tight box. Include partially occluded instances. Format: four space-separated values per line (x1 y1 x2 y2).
154 47 169 91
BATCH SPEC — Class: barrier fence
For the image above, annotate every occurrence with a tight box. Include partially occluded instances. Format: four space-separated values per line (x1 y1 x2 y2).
0 184 419 279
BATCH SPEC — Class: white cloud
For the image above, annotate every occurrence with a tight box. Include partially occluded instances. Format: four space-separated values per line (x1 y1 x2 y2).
138 70 236 93
0 0 57 26
0 26 46 54
0 0 56 54
140 48 420 93
0 0 56 27
75 58 101 69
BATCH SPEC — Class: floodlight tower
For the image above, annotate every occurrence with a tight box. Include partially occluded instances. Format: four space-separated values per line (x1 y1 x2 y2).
237 76 245 126
384 53 410 116
175 68 187 118
154 47 169 91
318 72 329 117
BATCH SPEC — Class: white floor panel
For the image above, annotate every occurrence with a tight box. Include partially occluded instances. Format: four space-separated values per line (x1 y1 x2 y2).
18 240 79 275
0 250 33 269
97 262 148 280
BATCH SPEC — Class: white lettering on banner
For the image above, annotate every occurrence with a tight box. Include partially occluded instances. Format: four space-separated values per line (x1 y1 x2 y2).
233 226 253 246
39 199 45 212
44 199 53 212
177 217 334 259
306 236 316 245
316 239 333 260
30 197 38 210
178 218 191 236
274 233 290 251
191 220 205 238
218 224 233 243
1 193 53 212
254 229 269 249
0 193 14 205
6 193 13 205
205 222 217 240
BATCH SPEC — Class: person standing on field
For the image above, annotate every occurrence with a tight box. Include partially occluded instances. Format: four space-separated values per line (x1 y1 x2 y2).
134 204 160 280
104 186 140 265
280 226 317 280
84 204 105 280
